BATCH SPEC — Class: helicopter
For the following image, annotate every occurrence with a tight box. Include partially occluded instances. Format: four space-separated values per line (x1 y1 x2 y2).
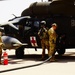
3 0 75 58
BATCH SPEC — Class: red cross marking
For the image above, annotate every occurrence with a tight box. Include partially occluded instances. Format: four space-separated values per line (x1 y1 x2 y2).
30 37 36 46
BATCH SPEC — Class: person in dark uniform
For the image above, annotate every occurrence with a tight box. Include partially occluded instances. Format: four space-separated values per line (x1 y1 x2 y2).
38 21 49 60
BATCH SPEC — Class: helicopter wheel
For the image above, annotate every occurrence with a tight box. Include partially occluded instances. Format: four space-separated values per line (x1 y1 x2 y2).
15 46 24 59
57 48 65 55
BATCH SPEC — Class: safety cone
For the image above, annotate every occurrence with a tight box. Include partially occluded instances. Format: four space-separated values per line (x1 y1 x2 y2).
3 51 8 65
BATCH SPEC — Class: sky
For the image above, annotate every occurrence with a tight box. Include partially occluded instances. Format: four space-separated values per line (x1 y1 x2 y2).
0 0 48 23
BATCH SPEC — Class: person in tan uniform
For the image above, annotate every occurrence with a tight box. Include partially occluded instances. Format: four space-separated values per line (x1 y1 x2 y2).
38 21 49 60
48 23 57 62
0 32 3 64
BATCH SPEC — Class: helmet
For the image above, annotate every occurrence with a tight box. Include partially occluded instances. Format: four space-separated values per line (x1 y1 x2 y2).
40 21 46 25
52 23 57 27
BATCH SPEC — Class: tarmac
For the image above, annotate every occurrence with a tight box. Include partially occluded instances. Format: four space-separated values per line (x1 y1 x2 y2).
0 48 75 75
0 48 49 73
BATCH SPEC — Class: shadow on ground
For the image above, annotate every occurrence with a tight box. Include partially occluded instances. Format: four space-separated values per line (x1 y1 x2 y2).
7 52 75 64
1 53 75 73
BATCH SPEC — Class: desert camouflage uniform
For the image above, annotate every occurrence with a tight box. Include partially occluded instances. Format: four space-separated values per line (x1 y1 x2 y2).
38 27 49 59
48 27 57 61
0 32 3 64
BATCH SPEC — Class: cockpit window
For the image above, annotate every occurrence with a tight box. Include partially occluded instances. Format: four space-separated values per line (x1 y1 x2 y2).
34 21 40 28
26 21 32 27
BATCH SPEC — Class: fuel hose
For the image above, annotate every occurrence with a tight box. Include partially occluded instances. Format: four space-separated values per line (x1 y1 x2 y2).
0 56 52 73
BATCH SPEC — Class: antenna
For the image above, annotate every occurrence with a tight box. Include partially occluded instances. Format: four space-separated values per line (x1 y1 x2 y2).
12 14 17 18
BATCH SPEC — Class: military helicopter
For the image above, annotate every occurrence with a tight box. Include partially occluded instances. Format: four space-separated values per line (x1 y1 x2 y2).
3 0 75 58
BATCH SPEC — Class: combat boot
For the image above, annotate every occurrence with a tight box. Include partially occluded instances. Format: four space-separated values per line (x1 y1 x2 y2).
50 55 56 62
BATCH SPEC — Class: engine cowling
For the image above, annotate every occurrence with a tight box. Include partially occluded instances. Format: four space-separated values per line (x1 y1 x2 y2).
21 0 75 17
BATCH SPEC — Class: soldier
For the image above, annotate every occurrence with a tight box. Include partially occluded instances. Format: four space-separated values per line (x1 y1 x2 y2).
0 31 3 64
48 23 58 62
38 21 49 60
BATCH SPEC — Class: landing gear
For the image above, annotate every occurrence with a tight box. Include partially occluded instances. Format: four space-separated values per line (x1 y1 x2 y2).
15 46 24 59
57 48 65 55
56 34 66 55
